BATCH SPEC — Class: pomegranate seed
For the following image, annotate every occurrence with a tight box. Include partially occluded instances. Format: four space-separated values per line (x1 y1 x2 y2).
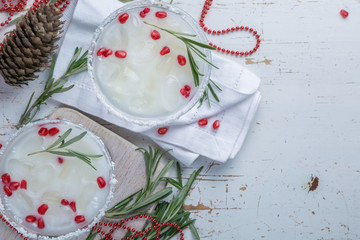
1 173 11 184
25 215 37 223
9 182 20 191
180 88 189 98
38 204 48 215
118 13 129 24
48 127 59 136
184 85 191 91
69 201 76 212
0 144 2 149
198 118 208 126
115 50 127 58
157 127 168 135
3 185 12 197
213 120 220 130
97 48 106 56
143 7 150 13
177 55 186 66
38 127 48 136
61 199 69 205
37 217 45 229
75 215 86 224
103 49 113 57
150 30 160 40
139 11 146 18
58 157 64 164
160 46 170 56
97 177 106 189
340 9 349 18
20 180 27 189
155 11 167 18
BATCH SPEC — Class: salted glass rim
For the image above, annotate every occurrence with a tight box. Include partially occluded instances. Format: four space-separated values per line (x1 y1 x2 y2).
0 119 115 240
88 0 212 127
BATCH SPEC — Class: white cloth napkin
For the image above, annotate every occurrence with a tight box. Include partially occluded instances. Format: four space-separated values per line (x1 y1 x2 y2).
51 0 261 166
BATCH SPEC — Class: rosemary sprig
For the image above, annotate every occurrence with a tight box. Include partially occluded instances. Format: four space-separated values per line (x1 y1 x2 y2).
199 78 222 107
88 147 202 240
18 47 88 128
144 22 220 106
28 128 101 170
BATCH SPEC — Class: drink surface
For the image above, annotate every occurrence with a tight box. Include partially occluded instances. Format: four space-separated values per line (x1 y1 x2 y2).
94 6 203 118
0 122 112 236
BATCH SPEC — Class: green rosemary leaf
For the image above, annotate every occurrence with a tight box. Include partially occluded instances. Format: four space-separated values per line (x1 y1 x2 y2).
210 79 222 91
208 82 220 102
46 151 74 157
107 191 140 212
190 222 201 240
47 128 72 149
8 15 23 25
180 36 216 50
151 160 174 192
44 55 57 90
66 149 97 170
162 177 183 190
60 131 87 148
118 0 135 2
176 162 183 186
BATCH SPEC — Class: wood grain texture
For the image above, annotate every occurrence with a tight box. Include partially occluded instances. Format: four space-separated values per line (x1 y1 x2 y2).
0 107 159 240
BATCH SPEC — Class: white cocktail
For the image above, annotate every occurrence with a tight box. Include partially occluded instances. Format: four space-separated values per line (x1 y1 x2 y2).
0 120 114 239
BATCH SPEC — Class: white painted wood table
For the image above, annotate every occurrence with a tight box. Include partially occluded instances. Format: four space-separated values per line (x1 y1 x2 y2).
1 0 360 239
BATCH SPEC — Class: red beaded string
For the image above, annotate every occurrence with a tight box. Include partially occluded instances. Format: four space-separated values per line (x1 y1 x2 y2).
200 0 261 56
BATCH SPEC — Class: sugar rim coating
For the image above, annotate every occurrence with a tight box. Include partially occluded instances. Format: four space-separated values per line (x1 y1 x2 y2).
88 0 212 127
0 119 116 240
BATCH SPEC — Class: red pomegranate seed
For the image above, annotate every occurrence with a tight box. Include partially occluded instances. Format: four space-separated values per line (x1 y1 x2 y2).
212 120 220 130
177 55 186 66
340 9 349 18
25 215 37 223
20 180 27 189
97 177 106 189
38 127 48 136
69 201 76 212
115 50 127 59
155 11 167 18
157 127 168 135
103 49 113 57
58 157 64 164
37 217 45 229
151 30 160 40
160 46 170 56
61 199 69 206
48 127 59 136
3 185 12 197
198 118 208 126
143 7 150 13
184 85 191 92
0 143 2 149
38 204 48 215
118 13 129 24
75 215 86 224
180 88 189 98
97 48 106 56
139 10 146 18
1 173 11 184
9 182 20 191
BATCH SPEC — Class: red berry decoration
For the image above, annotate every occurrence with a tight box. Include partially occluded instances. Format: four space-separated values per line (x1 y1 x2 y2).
0 144 2 149
158 127 168 135
97 48 106 56
198 118 208 126
160 46 170 56
103 49 113 57
177 55 186 66
38 127 48 136
139 10 146 18
155 11 167 18
97 177 106 189
340 9 349 18
61 199 69 206
37 217 45 229
151 30 161 40
75 215 86 224
69 201 77 212
9 182 20 191
212 120 220 130
25 215 37 223
118 13 129 24
48 127 60 136
143 7 150 14
20 180 27 189
38 204 49 215
3 185 12 197
115 50 127 59
58 157 64 164
1 173 11 184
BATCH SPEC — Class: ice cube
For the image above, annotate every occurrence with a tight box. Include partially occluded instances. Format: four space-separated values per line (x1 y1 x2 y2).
41 191 61 206
76 183 98 213
27 165 55 194
45 205 74 228
156 55 176 76
160 75 182 111
6 159 33 180
7 191 34 217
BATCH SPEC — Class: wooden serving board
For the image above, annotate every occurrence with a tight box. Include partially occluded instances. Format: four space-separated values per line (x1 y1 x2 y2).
0 107 163 240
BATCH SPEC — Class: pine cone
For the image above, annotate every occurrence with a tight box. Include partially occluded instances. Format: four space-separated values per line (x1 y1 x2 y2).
0 3 64 86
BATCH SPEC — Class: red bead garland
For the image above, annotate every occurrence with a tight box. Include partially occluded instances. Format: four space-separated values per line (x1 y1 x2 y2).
200 0 261 56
